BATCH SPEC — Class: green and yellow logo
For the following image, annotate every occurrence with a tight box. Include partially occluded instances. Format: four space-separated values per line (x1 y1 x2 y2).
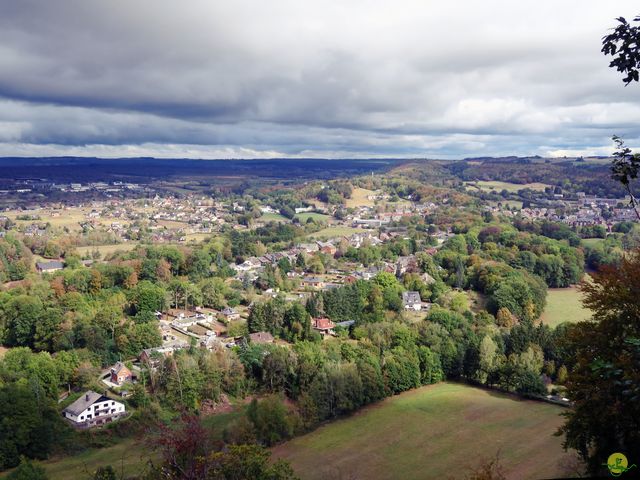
605 453 637 477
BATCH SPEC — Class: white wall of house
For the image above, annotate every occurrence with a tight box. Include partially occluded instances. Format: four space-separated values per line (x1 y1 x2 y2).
65 399 125 423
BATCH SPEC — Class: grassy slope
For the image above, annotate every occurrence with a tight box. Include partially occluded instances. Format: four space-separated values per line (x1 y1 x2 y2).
581 238 604 248
0 411 242 480
272 383 577 480
295 212 332 222
466 181 550 193
345 188 378 208
75 243 140 257
17 438 155 480
540 287 591 328
261 212 289 222
308 226 362 239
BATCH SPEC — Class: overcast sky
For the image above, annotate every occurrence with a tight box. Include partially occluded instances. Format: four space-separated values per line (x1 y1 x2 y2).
0 1 639 159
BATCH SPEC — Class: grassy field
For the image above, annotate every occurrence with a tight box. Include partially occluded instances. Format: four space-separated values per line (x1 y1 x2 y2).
75 243 140 257
308 226 362 239
6 209 88 233
295 212 331 223
261 212 289 222
466 181 550 193
2 410 243 480
183 233 212 243
540 287 591 328
13 438 156 480
345 188 378 208
581 237 604 248
489 200 524 210
272 383 576 480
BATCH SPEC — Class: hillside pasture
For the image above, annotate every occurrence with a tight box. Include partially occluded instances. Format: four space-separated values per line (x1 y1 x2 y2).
1 411 243 480
294 212 331 223
6 208 88 233
581 237 604 248
466 180 551 193
260 212 289 222
6 438 157 480
345 188 378 208
272 382 576 480
75 243 140 258
308 226 362 239
540 287 591 328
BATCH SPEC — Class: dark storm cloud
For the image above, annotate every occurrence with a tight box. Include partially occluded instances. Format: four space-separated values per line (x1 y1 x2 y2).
0 0 639 158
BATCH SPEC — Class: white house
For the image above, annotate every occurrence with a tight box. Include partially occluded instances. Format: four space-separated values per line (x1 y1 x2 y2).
63 391 126 428
402 291 422 311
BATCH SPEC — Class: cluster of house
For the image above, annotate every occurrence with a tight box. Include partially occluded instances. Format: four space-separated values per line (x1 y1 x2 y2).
7 180 146 195
159 307 241 349
515 202 637 229
234 229 442 284
348 202 438 230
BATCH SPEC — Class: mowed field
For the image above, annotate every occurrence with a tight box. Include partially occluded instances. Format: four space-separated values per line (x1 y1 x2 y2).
581 237 604 248
308 226 362 239
272 383 577 480
294 212 332 223
261 212 289 222
345 188 378 208
540 287 591 328
466 181 550 193
5 209 91 233
75 243 140 257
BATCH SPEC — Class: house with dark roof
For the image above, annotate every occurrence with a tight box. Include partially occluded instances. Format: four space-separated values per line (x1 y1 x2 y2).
336 320 355 329
299 276 325 289
221 307 240 321
36 260 64 273
402 291 422 311
63 391 126 428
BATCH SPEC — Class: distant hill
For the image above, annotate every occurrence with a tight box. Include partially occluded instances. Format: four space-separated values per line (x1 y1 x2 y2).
0 157 406 183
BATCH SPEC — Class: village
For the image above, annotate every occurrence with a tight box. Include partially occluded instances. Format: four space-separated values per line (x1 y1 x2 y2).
1 177 638 435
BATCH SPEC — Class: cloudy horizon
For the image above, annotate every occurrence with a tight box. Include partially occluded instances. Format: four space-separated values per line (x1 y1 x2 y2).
1 1 639 159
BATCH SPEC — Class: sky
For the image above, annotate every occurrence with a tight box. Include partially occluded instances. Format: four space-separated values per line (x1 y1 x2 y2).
0 0 639 159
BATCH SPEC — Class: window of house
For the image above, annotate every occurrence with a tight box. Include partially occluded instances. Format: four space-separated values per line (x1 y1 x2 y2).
80 416 84 420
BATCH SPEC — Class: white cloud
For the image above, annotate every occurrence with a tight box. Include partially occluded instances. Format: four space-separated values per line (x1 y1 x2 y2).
0 0 639 157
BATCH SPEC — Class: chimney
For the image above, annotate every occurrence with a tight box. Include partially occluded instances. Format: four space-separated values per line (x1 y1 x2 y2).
85 393 89 401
